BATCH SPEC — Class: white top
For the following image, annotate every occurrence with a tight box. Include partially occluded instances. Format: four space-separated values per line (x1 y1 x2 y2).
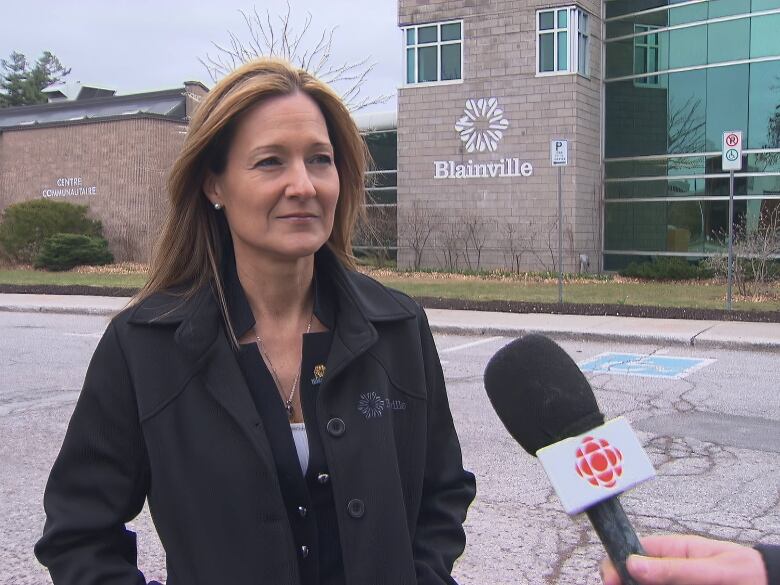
290 422 309 475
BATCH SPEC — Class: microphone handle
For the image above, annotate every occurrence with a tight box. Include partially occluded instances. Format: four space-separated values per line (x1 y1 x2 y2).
585 497 645 585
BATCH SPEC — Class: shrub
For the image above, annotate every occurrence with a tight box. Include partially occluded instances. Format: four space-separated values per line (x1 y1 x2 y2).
34 233 113 271
620 257 713 280
0 200 103 263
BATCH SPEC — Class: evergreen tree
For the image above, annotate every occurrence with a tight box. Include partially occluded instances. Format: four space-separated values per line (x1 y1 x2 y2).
0 51 71 108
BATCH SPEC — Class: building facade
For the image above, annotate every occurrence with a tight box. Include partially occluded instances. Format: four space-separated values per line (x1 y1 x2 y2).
0 83 206 262
397 0 780 271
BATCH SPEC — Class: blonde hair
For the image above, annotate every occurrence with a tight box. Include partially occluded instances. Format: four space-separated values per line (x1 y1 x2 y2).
134 58 368 328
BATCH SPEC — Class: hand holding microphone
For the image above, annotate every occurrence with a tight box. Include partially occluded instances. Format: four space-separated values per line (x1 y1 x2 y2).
599 534 770 585
484 334 655 585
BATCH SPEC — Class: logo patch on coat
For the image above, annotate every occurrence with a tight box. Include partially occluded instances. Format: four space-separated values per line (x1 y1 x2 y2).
357 392 407 419
311 364 326 385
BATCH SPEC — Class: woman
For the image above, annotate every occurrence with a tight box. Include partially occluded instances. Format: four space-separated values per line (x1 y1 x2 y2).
35 58 476 585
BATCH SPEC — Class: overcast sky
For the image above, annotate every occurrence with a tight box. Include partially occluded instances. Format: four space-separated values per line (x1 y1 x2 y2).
2 0 401 112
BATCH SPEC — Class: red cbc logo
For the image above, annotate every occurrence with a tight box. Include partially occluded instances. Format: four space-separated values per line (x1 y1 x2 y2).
575 436 624 489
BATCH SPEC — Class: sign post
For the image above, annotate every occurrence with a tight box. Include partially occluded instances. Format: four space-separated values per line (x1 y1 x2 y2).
722 131 742 310
551 140 568 304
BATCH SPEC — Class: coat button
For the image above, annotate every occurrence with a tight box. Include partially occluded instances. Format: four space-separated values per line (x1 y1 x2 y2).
347 498 365 519
326 417 345 437
301 545 309 558
298 506 307 518
317 473 330 484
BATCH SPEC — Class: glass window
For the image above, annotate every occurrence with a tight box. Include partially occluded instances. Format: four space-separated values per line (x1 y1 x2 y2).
748 60 780 149
706 65 749 151
441 22 461 41
537 6 589 75
750 14 780 58
668 3 708 26
418 46 438 83
667 69 707 154
441 44 461 80
709 0 751 18
668 26 707 69
540 34 555 72
634 25 661 85
753 0 780 10
364 131 397 171
402 21 462 85
707 19 750 63
418 26 437 43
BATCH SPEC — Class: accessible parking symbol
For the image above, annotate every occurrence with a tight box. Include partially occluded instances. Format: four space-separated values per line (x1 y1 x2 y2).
578 353 715 379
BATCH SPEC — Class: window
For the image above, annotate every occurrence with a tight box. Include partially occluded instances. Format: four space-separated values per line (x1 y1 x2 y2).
537 6 589 75
634 25 660 86
403 21 462 85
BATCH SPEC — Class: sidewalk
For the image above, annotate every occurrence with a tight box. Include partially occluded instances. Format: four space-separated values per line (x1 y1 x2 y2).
1 293 779 351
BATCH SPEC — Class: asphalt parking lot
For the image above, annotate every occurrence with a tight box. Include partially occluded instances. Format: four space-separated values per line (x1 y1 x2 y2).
1 312 778 584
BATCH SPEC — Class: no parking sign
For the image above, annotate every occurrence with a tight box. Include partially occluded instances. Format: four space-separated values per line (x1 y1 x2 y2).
722 131 742 171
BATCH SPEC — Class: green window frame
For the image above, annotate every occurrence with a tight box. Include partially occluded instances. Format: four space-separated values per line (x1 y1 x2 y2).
403 20 463 85
537 6 590 75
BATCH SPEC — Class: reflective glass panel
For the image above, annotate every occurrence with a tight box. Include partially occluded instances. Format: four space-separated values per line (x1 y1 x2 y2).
752 0 780 10
540 33 555 72
406 28 415 46
540 11 554 31
748 60 780 149
668 4 708 26
558 31 568 70
364 131 397 171
418 46 438 82
709 0 751 17
406 48 415 83
707 19 750 63
558 9 568 28
418 26 437 43
668 26 707 69
441 44 461 80
667 69 707 154
441 22 461 41
706 65 749 151
750 14 780 58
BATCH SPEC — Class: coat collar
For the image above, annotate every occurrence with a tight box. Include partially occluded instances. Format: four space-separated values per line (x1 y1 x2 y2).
127 245 415 363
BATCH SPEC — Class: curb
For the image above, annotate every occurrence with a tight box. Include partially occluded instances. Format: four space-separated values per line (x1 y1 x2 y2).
428 324 780 353
3 302 778 353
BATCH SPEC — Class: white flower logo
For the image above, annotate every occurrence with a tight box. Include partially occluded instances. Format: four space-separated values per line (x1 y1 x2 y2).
358 392 385 419
455 97 509 153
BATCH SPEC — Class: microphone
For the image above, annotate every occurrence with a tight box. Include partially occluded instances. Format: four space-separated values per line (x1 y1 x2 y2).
484 334 655 585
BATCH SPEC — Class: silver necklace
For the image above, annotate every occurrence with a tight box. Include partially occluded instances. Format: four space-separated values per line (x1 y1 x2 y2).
254 309 314 421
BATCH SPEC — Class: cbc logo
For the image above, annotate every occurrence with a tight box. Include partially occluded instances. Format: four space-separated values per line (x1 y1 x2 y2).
575 435 624 489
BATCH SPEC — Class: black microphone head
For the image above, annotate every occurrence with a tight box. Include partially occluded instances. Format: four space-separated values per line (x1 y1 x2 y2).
484 334 604 456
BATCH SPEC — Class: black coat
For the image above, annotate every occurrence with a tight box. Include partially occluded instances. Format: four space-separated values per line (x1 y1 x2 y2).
35 248 476 585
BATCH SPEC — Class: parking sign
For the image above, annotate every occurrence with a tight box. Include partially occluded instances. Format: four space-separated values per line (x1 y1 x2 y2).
551 140 568 166
722 131 742 171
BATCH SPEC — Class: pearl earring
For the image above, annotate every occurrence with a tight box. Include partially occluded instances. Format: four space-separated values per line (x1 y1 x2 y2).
213 202 223 210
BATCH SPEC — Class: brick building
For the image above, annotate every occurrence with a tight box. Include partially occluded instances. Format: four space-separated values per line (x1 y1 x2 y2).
0 82 207 262
397 0 780 271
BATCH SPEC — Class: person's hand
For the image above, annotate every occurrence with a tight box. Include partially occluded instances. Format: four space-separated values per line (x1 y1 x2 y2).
600 534 768 585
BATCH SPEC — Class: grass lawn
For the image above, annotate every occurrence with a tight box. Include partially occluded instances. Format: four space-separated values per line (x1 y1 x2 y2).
0 268 148 288
1 266 778 312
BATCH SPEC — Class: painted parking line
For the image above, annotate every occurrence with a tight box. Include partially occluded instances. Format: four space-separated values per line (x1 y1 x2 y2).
578 353 715 379
439 336 503 354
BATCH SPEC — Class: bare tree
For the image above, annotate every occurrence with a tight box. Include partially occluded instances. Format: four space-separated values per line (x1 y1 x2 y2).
398 202 439 271
437 222 464 272
354 205 396 267
705 205 780 297
502 220 532 274
462 214 488 271
200 2 390 111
